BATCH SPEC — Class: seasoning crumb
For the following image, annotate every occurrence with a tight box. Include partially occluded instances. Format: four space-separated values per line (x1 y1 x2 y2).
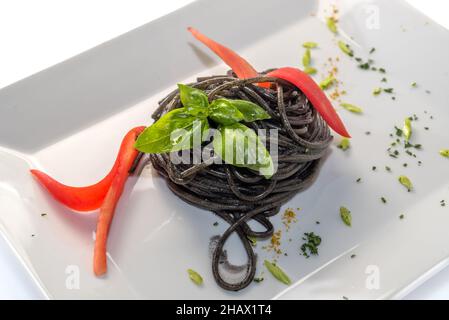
381 197 387 204
282 208 298 230
441 200 446 207
399 214 405 220
41 213 47 217
213 222 219 227
372 166 377 171
350 254 356 259
356 178 361 183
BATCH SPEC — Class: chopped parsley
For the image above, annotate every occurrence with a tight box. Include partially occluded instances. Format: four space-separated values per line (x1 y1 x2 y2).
440 149 449 158
303 41 318 49
338 41 354 57
338 138 350 151
300 232 322 258
398 175 413 192
340 206 352 227
381 197 387 204
341 102 363 114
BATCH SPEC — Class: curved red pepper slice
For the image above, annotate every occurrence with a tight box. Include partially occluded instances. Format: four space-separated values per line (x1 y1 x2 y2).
30 126 146 212
267 67 350 137
187 27 259 79
94 126 145 276
187 28 350 137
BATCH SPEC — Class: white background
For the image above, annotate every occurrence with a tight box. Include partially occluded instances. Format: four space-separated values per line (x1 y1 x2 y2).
0 0 447 299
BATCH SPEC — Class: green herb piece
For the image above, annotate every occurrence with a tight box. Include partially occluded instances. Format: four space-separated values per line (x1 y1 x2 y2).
178 84 209 118
300 232 322 258
411 82 417 88
208 99 244 125
264 260 291 285
213 221 219 226
359 62 370 70
135 108 209 153
381 197 387 204
304 66 317 75
356 178 361 183
372 166 377 171
351 254 357 259
399 214 405 220
303 41 318 49
187 269 203 285
319 75 335 90
208 99 270 125
302 48 311 67
338 41 354 57
337 138 350 151
253 277 264 283
247 236 257 247
440 149 449 158
341 102 363 114
441 200 446 207
385 166 391 172
381 77 387 82
379 68 386 73
340 206 352 227
228 99 271 122
403 118 412 141
398 175 413 192
369 47 376 54
41 213 47 217
373 87 382 96
326 17 338 34
213 123 274 178
383 88 394 93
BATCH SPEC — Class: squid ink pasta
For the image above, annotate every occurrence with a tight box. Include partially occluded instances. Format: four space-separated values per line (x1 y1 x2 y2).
142 70 333 291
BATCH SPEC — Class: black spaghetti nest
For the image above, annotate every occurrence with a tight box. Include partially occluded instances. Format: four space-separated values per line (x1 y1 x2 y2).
147 71 332 291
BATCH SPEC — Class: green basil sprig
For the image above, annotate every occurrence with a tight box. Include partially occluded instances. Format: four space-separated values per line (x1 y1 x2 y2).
135 84 273 177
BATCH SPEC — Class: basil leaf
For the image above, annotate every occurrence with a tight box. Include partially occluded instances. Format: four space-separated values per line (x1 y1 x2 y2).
264 260 291 285
227 99 271 122
178 84 209 117
187 269 203 285
135 107 209 153
209 99 244 125
213 123 274 178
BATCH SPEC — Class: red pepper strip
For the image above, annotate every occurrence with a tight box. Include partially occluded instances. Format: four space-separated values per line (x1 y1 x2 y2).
93 126 145 276
31 160 120 212
187 27 264 80
267 67 351 138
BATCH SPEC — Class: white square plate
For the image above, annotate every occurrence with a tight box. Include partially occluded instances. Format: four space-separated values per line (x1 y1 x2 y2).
0 0 448 299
